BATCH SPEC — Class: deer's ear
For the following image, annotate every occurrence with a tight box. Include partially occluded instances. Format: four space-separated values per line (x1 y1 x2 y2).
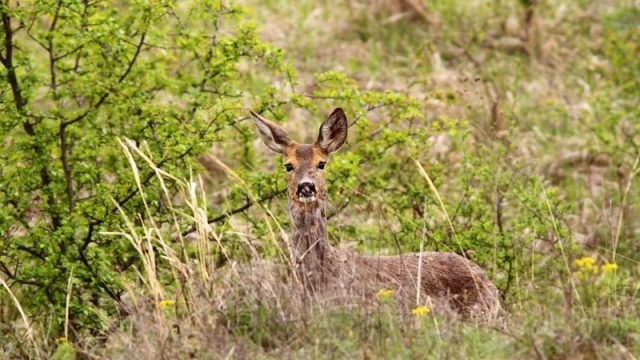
250 111 293 154
316 108 348 153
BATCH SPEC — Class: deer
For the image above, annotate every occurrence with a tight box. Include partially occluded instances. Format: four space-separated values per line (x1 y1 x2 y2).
250 108 501 320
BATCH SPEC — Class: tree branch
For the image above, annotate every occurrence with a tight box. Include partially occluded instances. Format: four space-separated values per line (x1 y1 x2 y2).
60 125 75 211
327 198 351 220
1 11 26 116
48 0 63 92
62 31 147 127
208 188 287 224
0 261 46 287
1 8 61 230
44 0 76 211
16 245 46 261
179 188 288 237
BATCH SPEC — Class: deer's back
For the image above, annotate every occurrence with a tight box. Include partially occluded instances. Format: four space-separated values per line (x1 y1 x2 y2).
331 249 501 320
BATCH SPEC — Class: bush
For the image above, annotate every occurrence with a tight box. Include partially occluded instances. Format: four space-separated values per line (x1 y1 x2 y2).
0 0 292 332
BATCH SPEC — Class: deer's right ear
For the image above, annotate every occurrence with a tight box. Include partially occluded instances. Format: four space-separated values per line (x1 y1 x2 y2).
250 111 293 155
316 108 348 153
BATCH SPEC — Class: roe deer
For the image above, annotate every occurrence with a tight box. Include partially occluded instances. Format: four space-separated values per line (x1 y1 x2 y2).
250 108 501 320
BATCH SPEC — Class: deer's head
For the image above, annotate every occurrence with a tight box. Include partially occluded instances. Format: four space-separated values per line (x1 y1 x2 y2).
250 108 348 207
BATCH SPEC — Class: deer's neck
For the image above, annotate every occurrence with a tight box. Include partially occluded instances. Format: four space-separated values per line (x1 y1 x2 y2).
289 201 333 289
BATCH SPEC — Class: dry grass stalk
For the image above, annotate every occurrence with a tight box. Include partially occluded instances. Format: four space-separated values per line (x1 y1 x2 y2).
0 277 41 360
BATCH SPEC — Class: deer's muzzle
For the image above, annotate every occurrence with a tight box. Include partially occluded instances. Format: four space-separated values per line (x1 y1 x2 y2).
297 182 317 200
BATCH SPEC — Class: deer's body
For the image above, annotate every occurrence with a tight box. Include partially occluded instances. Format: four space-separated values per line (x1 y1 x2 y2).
251 109 501 320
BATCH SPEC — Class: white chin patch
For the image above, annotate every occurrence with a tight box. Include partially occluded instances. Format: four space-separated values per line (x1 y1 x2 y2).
298 195 317 204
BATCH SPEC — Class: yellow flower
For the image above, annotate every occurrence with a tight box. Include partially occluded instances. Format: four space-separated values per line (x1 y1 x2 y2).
574 256 596 268
411 305 431 317
158 299 175 308
574 256 598 273
376 288 395 300
601 263 618 273
55 337 67 344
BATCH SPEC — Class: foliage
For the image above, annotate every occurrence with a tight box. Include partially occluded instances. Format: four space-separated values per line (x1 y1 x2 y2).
0 0 291 333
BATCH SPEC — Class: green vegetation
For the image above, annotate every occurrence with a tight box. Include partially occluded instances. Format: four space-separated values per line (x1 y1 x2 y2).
1 0 639 358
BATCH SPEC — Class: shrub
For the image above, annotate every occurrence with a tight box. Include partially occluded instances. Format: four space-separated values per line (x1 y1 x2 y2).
0 0 292 332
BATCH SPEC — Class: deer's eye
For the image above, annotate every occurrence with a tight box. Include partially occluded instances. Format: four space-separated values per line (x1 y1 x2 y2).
285 163 294 172
317 161 326 170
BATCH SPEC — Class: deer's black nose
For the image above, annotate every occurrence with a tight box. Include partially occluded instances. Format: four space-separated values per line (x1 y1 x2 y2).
297 182 317 198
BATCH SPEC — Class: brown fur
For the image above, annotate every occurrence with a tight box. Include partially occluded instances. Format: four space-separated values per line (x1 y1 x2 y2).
251 108 501 320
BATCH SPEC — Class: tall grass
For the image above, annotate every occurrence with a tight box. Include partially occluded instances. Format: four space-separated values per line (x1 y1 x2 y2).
77 141 636 358
0 277 41 359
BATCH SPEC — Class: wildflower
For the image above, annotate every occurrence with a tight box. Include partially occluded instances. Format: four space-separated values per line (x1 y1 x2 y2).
574 256 598 273
601 263 618 273
574 256 596 267
376 288 395 300
158 299 175 308
411 305 431 317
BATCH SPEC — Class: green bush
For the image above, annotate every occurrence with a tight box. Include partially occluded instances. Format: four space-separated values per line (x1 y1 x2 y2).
0 0 292 331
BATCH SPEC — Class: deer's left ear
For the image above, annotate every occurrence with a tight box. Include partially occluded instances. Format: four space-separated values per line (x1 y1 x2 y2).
250 111 293 154
316 108 348 153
